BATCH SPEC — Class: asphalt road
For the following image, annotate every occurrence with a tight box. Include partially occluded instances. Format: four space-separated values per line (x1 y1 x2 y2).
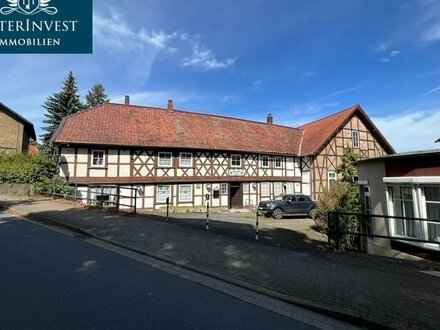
0 212 317 330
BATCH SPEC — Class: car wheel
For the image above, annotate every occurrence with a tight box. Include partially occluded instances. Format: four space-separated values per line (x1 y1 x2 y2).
272 208 284 220
309 208 317 219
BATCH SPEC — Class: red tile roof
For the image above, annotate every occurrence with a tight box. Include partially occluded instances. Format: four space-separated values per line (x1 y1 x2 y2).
54 103 303 156
53 103 394 156
299 104 394 155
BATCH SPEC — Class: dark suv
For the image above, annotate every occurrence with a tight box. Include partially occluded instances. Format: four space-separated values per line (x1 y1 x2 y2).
258 194 316 220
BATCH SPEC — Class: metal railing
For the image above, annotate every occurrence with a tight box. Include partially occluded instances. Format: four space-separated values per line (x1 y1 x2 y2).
327 211 440 250
41 185 139 214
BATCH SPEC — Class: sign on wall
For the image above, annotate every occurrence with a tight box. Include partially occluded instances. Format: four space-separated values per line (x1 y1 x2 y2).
0 0 92 53
228 168 244 176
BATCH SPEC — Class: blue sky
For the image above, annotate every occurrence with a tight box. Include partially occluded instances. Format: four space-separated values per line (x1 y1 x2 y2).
1 0 440 152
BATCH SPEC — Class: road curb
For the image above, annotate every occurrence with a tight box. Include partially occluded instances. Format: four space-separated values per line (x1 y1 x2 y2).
3 205 389 329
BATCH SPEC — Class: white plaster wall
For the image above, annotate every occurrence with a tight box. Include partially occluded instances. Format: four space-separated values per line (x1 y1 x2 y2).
195 196 203 206
302 170 311 196
89 169 106 177
144 185 154 197
172 184 178 206
119 165 130 177
294 158 301 177
60 147 75 158
144 198 154 208
77 148 88 163
177 169 194 176
273 169 283 176
76 164 87 177
59 163 73 178
107 165 118 177
108 150 118 163
120 150 130 163
76 187 88 204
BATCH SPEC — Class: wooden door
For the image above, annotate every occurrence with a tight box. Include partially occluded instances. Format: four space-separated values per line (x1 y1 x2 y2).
229 184 243 209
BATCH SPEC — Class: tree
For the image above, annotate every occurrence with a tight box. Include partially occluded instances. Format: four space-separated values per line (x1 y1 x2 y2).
336 147 360 213
40 71 85 151
314 147 360 250
85 84 110 108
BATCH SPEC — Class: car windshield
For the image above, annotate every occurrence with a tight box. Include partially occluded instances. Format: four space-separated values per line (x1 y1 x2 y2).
274 194 290 201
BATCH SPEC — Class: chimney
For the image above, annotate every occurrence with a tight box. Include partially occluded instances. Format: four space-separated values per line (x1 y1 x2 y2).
167 99 173 112
267 113 273 124
124 95 130 105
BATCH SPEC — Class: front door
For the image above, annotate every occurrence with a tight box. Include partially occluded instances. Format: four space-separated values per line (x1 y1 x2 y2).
229 184 243 209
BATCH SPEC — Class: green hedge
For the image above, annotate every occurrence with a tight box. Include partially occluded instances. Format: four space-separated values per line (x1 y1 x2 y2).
0 153 72 194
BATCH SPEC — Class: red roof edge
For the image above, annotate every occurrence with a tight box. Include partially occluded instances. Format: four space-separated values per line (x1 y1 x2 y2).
299 104 395 156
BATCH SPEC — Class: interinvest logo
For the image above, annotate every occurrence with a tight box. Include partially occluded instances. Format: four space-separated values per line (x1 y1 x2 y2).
0 0 58 16
0 0 92 53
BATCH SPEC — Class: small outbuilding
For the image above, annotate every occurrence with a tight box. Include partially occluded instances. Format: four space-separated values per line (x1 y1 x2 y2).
357 149 440 257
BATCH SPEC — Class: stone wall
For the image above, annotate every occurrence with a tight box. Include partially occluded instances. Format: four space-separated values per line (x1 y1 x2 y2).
0 183 34 196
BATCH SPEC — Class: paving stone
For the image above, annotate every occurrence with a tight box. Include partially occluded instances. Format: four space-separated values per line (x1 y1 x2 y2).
2 196 440 330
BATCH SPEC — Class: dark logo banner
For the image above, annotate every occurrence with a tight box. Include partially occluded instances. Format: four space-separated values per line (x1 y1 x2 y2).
0 0 92 53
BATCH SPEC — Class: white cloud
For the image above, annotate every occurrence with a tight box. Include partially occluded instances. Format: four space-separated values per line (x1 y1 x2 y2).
252 80 264 90
220 94 237 103
94 11 235 75
371 42 391 52
111 90 207 108
379 50 400 64
373 110 440 152
94 12 177 51
421 22 440 43
182 44 235 70
421 85 440 96
324 86 360 98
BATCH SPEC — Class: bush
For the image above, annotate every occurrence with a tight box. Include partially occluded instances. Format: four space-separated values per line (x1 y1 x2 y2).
0 153 71 194
314 181 348 233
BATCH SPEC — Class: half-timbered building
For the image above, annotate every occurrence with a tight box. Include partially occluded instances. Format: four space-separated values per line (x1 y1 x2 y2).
299 106 394 199
52 100 394 209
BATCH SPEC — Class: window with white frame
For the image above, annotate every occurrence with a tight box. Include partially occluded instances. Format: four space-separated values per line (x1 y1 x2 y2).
423 186 440 242
274 182 283 196
352 131 360 148
231 154 241 167
179 152 192 167
221 183 228 195
261 155 269 168
158 152 172 167
327 171 337 188
243 183 249 194
261 182 270 196
274 157 282 168
390 186 416 237
157 185 171 203
92 150 105 167
179 184 192 202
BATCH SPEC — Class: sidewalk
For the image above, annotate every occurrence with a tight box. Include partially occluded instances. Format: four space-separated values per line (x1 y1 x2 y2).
1 196 440 330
